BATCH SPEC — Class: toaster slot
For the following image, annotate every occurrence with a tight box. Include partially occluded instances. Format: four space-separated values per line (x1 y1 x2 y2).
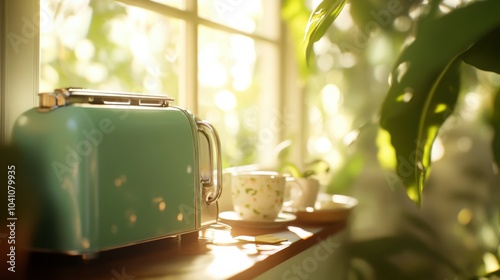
98 98 131 106
92 97 168 106
139 99 168 107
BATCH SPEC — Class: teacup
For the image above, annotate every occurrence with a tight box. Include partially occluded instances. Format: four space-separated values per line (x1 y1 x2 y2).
231 171 286 221
283 177 320 211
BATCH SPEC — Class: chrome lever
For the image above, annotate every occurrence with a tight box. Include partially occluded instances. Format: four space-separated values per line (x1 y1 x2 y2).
197 120 222 205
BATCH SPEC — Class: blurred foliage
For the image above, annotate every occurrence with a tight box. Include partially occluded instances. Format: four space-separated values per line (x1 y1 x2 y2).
349 0 422 31
349 234 460 279
282 0 500 279
493 89 500 169
283 0 404 195
380 0 500 205
303 0 500 206
274 140 331 178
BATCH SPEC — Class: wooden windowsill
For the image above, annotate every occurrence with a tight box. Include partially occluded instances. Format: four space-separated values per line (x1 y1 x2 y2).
24 220 346 279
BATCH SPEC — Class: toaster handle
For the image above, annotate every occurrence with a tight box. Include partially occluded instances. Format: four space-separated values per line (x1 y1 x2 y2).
197 120 222 205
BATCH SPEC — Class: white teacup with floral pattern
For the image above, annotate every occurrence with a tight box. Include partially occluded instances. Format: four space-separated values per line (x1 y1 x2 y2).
231 171 286 221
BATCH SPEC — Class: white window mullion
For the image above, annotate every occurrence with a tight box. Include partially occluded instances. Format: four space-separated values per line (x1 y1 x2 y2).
1 0 39 144
282 17 306 170
257 1 282 168
179 0 198 113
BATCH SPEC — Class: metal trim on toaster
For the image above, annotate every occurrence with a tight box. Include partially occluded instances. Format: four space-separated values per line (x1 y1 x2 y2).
38 87 174 112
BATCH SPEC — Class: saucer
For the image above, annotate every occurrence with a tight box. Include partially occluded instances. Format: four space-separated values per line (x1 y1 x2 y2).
218 211 296 229
283 194 358 224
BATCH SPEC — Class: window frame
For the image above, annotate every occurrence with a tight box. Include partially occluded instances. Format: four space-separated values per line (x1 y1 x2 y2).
1 0 305 167
1 0 40 145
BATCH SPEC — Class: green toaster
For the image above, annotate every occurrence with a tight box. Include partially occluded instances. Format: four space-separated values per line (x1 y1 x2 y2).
10 88 222 257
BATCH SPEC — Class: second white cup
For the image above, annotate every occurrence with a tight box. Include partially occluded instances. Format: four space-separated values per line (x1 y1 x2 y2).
283 177 320 211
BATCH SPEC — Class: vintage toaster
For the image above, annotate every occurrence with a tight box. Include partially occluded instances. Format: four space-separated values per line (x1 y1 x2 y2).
11 88 222 257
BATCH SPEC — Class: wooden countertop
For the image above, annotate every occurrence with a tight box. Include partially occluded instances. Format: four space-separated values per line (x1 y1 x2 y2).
22 220 346 280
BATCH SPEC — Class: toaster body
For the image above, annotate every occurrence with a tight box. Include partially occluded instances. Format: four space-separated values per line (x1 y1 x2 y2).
11 88 221 256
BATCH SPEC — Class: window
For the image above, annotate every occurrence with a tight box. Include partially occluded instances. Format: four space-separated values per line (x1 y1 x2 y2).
1 0 300 169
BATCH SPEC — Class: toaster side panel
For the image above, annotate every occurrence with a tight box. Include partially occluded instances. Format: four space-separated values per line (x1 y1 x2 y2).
89 107 198 250
11 107 100 254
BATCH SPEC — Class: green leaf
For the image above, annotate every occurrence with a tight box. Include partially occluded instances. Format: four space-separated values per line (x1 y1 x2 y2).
304 0 348 64
303 159 330 177
379 0 500 206
462 26 500 74
280 162 302 178
381 58 461 205
274 139 293 164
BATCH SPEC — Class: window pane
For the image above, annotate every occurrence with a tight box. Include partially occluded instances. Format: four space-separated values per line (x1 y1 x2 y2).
40 0 181 100
197 0 278 39
198 26 280 167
